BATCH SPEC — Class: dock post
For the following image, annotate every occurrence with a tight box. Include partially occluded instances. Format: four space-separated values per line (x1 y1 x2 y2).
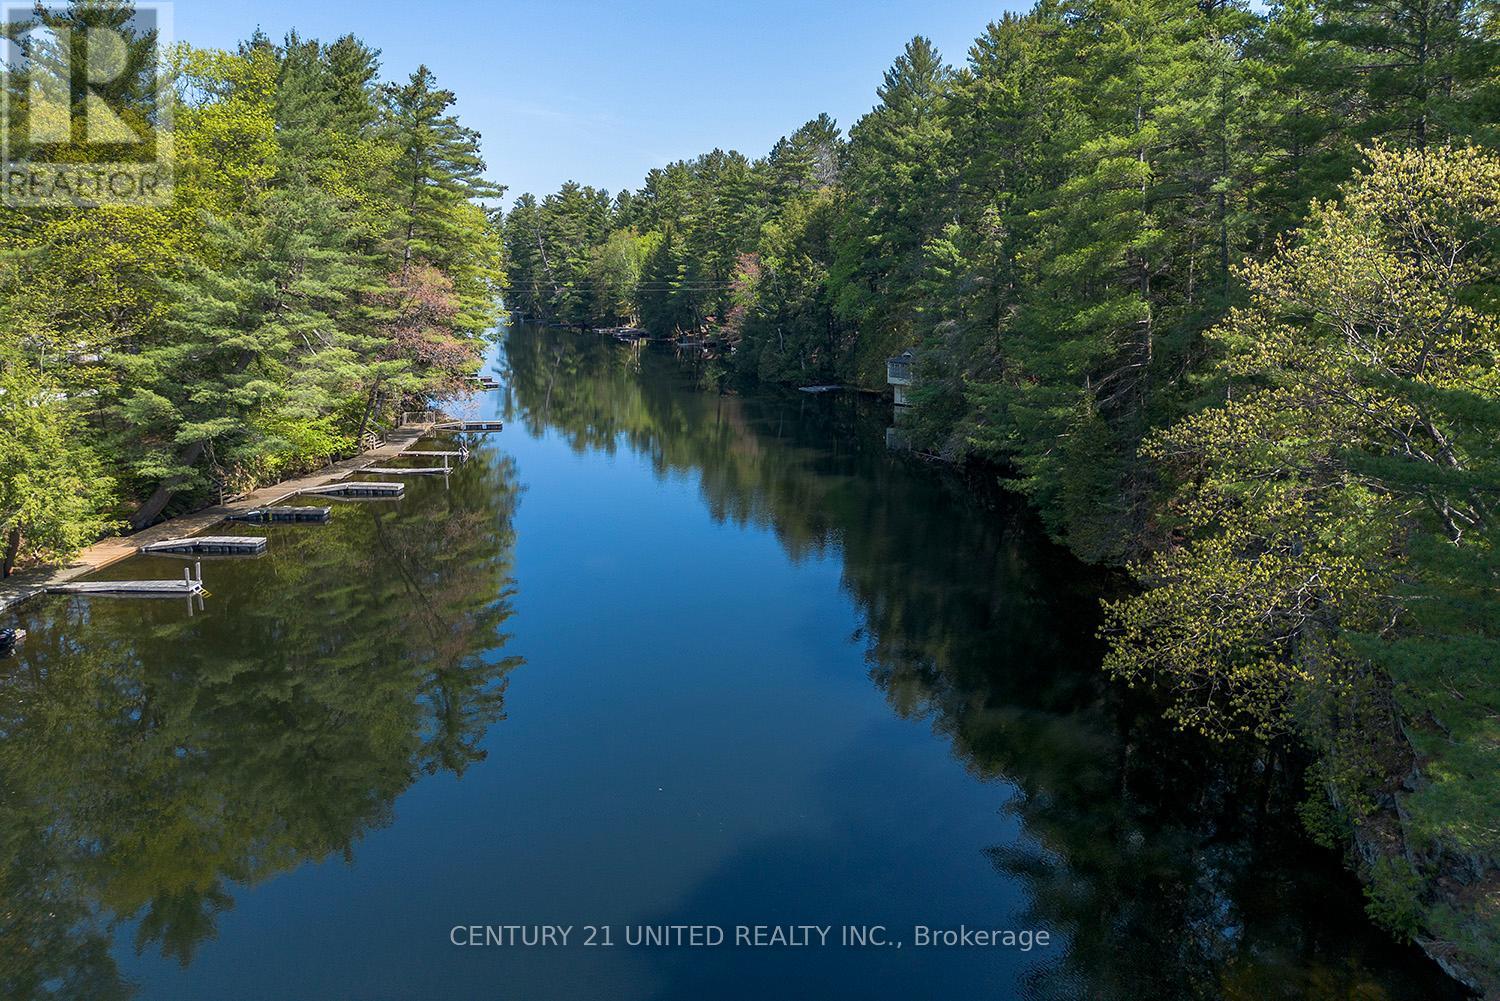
195 560 203 583
183 568 191 585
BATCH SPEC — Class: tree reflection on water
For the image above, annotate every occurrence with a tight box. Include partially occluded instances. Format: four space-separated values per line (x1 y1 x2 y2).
0 453 523 999
500 324 1461 1001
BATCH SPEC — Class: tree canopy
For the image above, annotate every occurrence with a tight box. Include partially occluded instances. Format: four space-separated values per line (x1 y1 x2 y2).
0 14 504 542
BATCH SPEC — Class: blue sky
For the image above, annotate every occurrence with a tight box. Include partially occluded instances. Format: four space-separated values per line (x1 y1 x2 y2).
173 0 1023 206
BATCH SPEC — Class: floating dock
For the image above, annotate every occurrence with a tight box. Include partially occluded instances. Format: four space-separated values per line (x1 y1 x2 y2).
402 450 468 460
302 481 406 499
50 578 204 597
361 466 453 476
435 420 504 433
140 536 268 556
227 506 331 524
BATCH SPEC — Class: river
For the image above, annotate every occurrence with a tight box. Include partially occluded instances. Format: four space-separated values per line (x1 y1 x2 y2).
0 323 1464 1000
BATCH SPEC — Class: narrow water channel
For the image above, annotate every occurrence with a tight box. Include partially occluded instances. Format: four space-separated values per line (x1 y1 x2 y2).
0 324 1463 1000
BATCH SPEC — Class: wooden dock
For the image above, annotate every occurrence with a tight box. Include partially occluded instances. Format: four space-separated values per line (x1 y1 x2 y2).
302 481 405 499
0 423 434 614
139 536 268 556
226 506 332 524
434 420 504 433
50 578 204 597
361 466 453 476
403 450 468 460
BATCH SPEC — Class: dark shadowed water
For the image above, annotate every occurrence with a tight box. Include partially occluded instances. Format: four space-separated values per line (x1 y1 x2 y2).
0 324 1464 1000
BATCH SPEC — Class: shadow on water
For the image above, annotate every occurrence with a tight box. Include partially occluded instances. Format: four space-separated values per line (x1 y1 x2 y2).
499 324 1466 1001
0 448 524 1000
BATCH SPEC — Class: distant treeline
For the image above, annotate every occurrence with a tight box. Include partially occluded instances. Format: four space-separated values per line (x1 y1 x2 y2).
0 6 504 573
502 0 1499 989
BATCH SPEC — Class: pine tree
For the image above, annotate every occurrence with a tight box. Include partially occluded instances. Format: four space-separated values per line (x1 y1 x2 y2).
502 193 549 321
384 66 505 277
1315 0 1500 148
762 114 843 209
831 37 954 387
121 42 385 522
1248 0 1364 240
928 10 1067 458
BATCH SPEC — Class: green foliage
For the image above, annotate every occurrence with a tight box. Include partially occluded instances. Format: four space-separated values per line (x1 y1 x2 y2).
1105 145 1500 978
0 362 117 576
1365 856 1426 941
502 0 1494 564
738 190 848 382
1316 0 1500 148
0 16 505 544
589 228 652 324
503 119 845 342
385 65 505 274
831 36 954 387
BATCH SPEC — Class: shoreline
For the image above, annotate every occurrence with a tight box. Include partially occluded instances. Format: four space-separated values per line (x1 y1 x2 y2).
0 421 437 615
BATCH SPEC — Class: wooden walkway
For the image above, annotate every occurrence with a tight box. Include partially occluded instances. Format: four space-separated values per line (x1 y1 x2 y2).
0 421 433 613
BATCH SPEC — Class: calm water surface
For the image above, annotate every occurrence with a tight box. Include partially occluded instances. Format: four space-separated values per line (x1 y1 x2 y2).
0 325 1463 1000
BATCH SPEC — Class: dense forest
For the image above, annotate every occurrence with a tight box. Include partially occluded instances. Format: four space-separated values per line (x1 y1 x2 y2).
502 0 1500 990
0 5 505 572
